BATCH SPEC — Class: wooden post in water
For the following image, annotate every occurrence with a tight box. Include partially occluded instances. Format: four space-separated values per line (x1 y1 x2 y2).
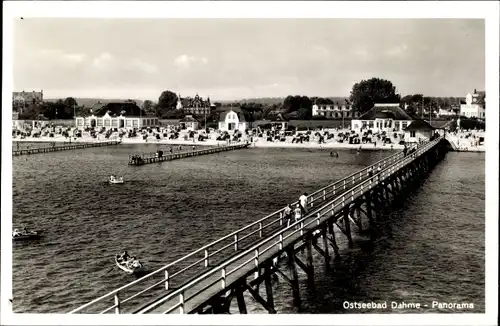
305 235 315 291
321 224 330 265
342 206 354 248
286 247 301 306
264 264 275 311
327 220 340 258
236 283 247 314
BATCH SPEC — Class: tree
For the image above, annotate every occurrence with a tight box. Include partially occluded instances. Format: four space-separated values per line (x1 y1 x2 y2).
157 90 178 117
63 97 78 108
349 78 401 114
142 100 155 116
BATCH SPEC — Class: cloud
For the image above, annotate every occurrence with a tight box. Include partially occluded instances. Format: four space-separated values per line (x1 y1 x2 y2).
37 49 86 65
173 54 209 68
130 58 158 74
92 52 113 68
386 44 408 57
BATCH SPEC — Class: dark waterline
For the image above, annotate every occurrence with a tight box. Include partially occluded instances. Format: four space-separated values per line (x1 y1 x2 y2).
12 145 484 313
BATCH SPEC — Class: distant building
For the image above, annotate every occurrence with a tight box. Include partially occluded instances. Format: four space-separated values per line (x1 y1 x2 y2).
270 113 289 131
460 89 485 119
179 115 199 131
312 102 360 119
176 93 215 116
75 101 157 129
218 107 250 132
12 90 44 112
351 103 414 133
404 119 435 143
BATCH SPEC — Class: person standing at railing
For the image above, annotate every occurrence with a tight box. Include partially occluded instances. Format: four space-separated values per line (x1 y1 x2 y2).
299 193 308 215
294 204 302 228
283 204 293 227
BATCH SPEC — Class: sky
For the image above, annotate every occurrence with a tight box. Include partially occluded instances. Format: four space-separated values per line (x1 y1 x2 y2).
12 19 485 101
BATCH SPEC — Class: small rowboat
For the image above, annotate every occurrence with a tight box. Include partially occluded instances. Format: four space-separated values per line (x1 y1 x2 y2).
115 255 146 275
109 176 124 184
12 230 43 241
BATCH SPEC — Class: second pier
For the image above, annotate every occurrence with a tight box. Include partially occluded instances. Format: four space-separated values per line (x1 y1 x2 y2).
128 142 250 165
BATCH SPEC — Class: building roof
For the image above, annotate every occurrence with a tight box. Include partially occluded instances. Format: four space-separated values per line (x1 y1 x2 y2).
179 115 199 123
89 101 146 117
359 103 414 121
404 119 435 131
219 107 246 122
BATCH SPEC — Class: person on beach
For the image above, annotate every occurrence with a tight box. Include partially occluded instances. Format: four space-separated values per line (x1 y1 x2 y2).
330 151 338 158
192 145 195 151
299 193 308 214
284 204 293 227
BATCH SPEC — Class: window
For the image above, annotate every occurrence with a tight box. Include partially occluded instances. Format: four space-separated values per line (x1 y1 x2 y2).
368 121 374 128
133 120 138 127
104 119 110 126
410 131 416 137
111 120 118 127
126 120 132 127
97 119 103 126
77 119 83 126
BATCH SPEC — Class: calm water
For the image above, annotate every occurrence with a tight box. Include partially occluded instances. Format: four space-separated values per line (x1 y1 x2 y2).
11 144 484 314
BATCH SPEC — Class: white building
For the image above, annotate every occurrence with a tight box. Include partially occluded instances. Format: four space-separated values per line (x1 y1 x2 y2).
460 90 485 119
312 102 360 118
351 103 414 133
179 115 199 131
404 119 435 143
218 108 250 132
75 101 158 130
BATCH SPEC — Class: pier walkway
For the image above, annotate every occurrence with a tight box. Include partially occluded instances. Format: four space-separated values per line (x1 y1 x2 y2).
70 137 449 314
128 143 250 165
12 141 121 156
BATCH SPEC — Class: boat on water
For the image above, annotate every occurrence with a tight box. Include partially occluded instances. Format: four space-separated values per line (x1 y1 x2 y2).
115 255 146 275
12 229 43 241
109 176 124 184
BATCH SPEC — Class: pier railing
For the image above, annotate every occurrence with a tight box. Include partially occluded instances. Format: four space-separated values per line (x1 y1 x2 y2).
133 137 443 314
69 142 425 314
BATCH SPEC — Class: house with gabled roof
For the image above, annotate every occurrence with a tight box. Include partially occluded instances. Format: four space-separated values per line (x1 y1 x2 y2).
75 100 158 130
404 119 435 143
179 115 199 131
460 89 485 119
218 107 251 132
351 103 415 133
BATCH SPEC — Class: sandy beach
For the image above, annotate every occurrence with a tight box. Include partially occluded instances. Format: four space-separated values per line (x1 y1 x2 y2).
12 133 404 151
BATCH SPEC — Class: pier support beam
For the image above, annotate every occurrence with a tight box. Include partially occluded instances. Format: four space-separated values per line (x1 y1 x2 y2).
342 207 354 248
236 283 247 314
327 221 340 258
305 235 315 291
286 247 301 306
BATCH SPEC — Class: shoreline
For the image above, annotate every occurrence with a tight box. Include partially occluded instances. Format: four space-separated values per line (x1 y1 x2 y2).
12 136 402 151
12 136 485 152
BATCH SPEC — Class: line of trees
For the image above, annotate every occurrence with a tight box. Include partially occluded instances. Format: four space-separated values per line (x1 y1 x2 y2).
16 78 467 122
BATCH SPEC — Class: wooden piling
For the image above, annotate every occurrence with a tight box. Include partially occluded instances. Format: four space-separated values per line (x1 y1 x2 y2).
305 235 315 290
286 247 301 306
342 207 354 248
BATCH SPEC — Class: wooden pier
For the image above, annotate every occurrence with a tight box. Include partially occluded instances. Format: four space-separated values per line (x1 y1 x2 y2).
12 141 121 156
70 137 450 315
128 143 250 165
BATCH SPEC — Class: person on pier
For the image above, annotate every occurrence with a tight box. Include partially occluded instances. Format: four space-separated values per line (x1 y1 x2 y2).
299 193 308 214
283 204 293 227
294 204 302 228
